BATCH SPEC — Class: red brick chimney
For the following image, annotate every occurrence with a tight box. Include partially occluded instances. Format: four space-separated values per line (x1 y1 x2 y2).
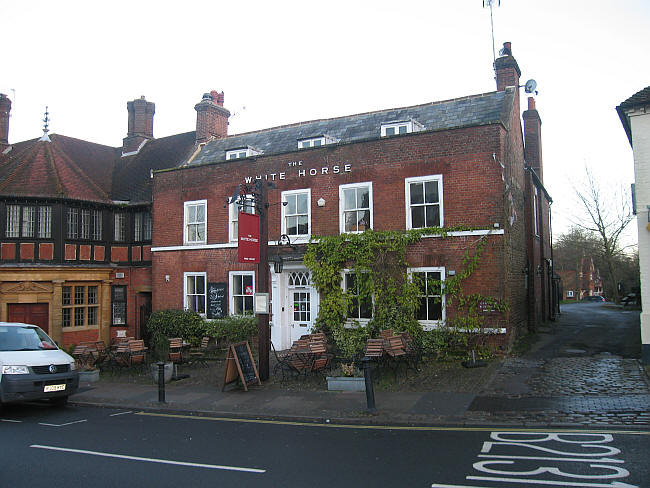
122 96 155 154
494 42 521 92
523 96 544 181
195 90 229 144
0 93 11 149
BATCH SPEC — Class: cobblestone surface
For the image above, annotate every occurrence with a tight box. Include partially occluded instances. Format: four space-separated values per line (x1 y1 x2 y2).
471 353 650 426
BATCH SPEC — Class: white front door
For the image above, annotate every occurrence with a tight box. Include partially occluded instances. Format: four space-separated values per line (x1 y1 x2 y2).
287 270 315 344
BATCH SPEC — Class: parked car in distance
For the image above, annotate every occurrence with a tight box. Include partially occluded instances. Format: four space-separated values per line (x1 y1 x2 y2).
581 296 606 302
0 322 78 406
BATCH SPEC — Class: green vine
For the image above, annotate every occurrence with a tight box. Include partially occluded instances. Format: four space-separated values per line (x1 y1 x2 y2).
304 226 507 360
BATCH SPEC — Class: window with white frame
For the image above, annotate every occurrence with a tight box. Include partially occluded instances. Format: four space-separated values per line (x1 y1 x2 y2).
230 271 255 315
567 290 574 298
405 175 443 229
21 206 35 237
340 182 372 233
282 189 310 238
410 267 445 327
184 200 207 245
5 204 52 239
226 147 263 160
342 271 373 321
297 135 338 149
184 272 206 315
381 119 424 137
114 212 127 242
38 206 52 238
229 196 255 242
6 205 20 238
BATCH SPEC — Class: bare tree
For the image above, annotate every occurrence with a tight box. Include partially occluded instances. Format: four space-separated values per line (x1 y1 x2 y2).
571 165 634 303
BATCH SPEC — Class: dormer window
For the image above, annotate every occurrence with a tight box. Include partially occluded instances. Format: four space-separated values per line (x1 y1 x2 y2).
226 146 263 160
297 135 338 149
381 119 424 137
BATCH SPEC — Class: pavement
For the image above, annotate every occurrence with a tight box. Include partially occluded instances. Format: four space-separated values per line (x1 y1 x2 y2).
70 356 650 428
70 309 650 428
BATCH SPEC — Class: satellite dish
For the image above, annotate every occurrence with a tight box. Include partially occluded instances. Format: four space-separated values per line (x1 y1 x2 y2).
524 79 538 94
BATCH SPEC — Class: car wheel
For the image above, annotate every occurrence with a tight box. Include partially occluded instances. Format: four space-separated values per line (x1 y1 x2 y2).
49 395 69 406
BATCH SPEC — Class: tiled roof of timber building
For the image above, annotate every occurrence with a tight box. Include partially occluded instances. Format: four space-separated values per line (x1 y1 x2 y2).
187 90 513 167
0 132 197 205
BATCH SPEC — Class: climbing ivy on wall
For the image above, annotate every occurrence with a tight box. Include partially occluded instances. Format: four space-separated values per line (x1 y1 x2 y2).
303 226 508 360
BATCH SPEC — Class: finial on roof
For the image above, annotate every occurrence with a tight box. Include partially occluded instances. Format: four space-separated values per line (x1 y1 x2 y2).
39 106 51 142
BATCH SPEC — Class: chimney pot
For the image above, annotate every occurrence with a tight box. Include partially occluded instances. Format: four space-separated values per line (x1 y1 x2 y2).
528 97 536 110
503 42 512 55
0 93 12 147
195 90 229 143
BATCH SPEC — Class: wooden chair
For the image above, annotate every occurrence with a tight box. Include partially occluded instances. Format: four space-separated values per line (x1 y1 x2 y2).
168 338 185 364
189 336 212 367
379 329 394 339
72 345 92 369
398 331 422 372
271 341 296 381
309 341 333 374
127 340 147 367
364 338 385 359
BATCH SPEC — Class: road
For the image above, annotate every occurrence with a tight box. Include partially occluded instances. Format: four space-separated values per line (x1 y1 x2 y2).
536 302 642 359
1 403 649 488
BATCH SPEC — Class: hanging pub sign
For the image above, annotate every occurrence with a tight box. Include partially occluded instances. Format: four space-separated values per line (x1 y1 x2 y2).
238 211 260 263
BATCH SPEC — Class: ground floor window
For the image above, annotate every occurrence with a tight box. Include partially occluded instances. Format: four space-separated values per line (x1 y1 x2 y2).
409 267 445 328
184 272 206 315
62 284 99 327
230 271 255 315
566 290 574 298
342 270 373 322
112 285 127 325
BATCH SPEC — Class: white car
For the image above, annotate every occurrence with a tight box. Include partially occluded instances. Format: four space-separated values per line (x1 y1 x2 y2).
0 322 79 406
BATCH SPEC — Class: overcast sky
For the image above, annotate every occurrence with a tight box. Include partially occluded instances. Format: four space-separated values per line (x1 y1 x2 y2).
2 0 649 243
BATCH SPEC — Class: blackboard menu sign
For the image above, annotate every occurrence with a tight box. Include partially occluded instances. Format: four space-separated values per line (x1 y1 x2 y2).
222 341 261 391
207 282 227 319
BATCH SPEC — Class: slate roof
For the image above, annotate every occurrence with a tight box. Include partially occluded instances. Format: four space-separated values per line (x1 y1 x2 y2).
616 86 650 146
113 131 196 204
188 90 512 167
0 131 197 205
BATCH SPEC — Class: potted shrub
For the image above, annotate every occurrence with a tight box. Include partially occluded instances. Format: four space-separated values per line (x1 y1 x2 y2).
326 362 366 391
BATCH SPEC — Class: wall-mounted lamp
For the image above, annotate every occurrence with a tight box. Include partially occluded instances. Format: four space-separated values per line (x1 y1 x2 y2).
317 198 326 207
274 256 283 274
165 275 170 282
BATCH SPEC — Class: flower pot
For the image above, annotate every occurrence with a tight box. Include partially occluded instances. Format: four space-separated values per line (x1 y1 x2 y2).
326 376 366 391
151 362 174 383
78 369 100 383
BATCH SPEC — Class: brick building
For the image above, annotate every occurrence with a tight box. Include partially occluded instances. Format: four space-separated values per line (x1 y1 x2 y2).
151 43 556 351
0 94 196 346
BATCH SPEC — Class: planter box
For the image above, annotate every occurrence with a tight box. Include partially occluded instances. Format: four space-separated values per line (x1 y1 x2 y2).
78 369 100 383
151 362 174 383
326 376 365 391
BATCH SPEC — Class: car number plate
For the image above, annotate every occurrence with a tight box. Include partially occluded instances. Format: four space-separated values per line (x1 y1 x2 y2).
44 384 66 392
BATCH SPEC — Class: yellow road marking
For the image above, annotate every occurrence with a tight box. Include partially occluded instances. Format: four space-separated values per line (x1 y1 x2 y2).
135 411 650 435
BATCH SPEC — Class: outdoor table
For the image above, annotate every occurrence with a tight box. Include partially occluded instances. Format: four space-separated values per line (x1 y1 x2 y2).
288 347 315 373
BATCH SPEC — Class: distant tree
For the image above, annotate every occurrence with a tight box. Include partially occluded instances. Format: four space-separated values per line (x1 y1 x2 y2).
554 227 639 300
570 166 634 303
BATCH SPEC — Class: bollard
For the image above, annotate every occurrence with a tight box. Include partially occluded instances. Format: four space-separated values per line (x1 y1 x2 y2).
362 356 377 414
157 361 166 403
